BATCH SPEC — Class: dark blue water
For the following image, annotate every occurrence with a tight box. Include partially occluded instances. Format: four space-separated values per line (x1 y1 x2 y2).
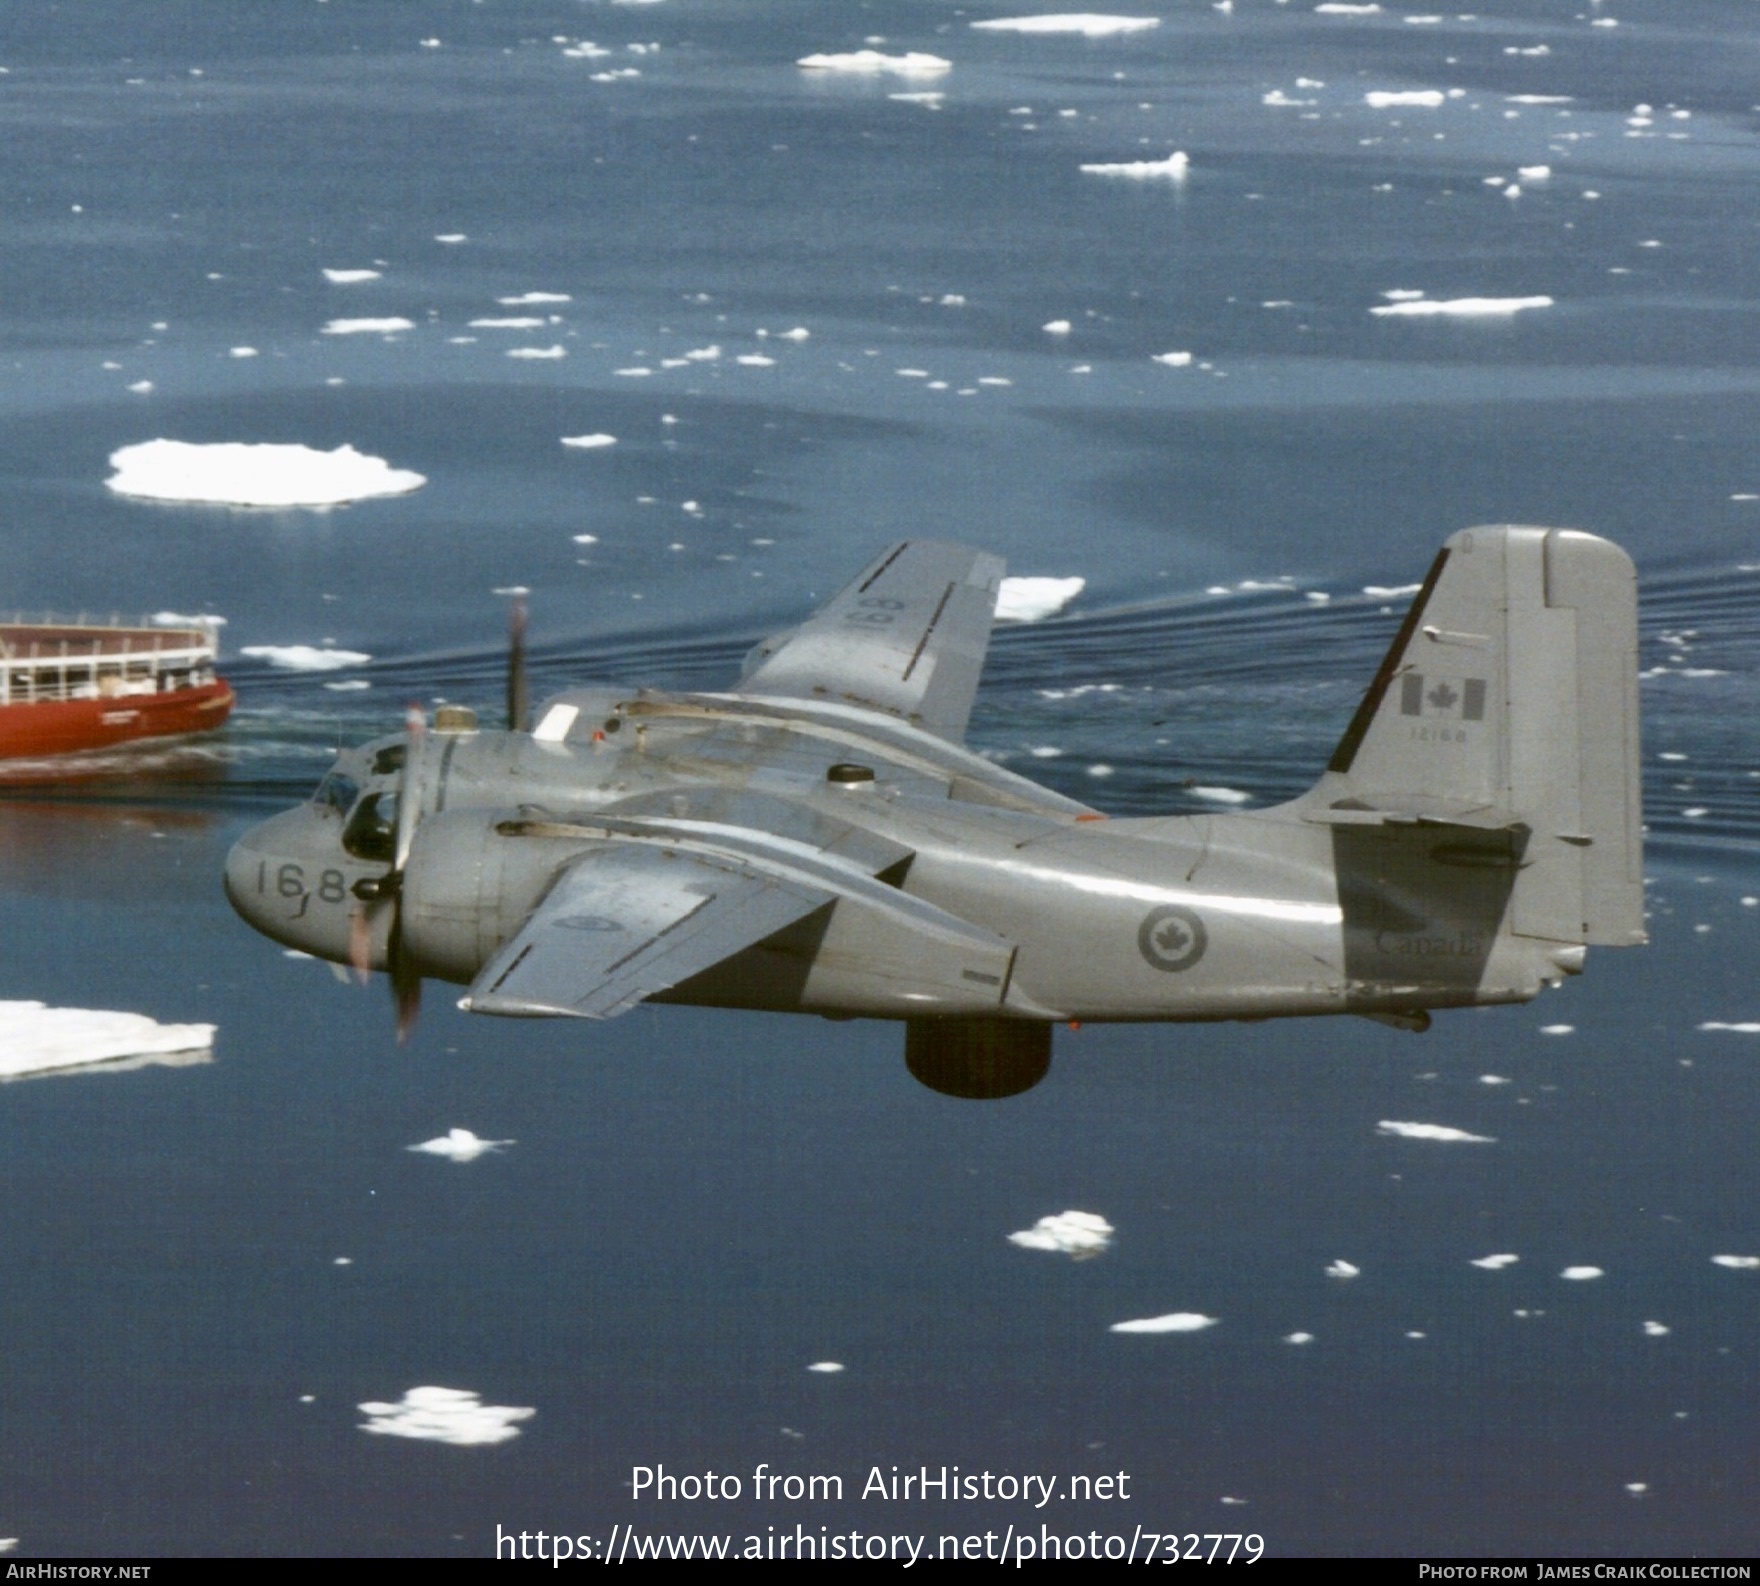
1 0 1758 1558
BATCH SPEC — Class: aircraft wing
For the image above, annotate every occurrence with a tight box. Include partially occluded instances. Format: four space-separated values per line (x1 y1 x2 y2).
462 841 833 1019
735 540 1006 743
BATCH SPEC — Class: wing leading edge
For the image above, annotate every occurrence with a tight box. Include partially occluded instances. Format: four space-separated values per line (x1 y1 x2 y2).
735 540 1005 743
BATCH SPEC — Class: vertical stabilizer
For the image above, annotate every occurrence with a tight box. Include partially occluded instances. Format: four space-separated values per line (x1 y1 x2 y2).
1310 526 1642 948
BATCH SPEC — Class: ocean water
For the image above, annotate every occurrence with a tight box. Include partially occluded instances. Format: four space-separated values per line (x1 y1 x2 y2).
1 0 1758 1558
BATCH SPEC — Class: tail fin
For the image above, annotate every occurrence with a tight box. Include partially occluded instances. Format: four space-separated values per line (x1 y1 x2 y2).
1310 526 1643 948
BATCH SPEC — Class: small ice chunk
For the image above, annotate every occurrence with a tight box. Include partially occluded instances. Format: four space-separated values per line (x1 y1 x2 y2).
1190 786 1251 804
1363 582 1423 597
434 233 467 244
357 1386 535 1446
1517 164 1551 179
614 367 652 377
1043 319 1072 335
229 346 258 359
1153 350 1193 366
1711 1255 1760 1270
806 1361 845 1374
995 575 1084 622
1378 1120 1496 1143
1698 1023 1760 1034
797 50 952 76
1315 2 1381 11
1325 1260 1360 1280
0 1001 214 1080
736 353 776 366
1080 152 1188 178
323 268 382 284
498 292 571 305
1366 90 1445 108
1643 1321 1670 1337
407 1128 513 1162
241 645 372 672
1284 1332 1315 1345
1109 1312 1219 1334
128 380 154 393
1471 1253 1520 1270
321 317 415 335
1371 296 1553 318
1560 1265 1604 1281
507 345 566 360
1479 1074 1510 1085
561 433 617 449
470 317 547 329
107 440 424 508
1008 1209 1114 1256
972 14 1158 35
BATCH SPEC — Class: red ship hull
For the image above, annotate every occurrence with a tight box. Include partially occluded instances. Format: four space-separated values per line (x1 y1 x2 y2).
0 680 234 759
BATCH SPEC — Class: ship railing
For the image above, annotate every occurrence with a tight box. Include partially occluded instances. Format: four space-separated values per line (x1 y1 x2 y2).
0 623 222 708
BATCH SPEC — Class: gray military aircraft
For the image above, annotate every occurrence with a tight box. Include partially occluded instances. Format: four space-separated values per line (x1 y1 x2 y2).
225 525 1642 1098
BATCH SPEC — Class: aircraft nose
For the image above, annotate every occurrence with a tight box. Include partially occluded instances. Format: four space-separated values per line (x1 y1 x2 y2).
224 807 340 952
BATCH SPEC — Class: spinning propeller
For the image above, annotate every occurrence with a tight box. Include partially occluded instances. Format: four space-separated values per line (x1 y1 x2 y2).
346 593 533 1042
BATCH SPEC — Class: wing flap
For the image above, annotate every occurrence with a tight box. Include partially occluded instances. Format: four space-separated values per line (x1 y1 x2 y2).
736 540 1005 742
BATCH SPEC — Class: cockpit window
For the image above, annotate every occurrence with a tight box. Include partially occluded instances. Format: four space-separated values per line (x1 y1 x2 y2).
372 744 406 776
342 789 398 863
312 771 361 816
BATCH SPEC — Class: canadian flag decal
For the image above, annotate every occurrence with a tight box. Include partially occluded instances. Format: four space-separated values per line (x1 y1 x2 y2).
1399 674 1486 721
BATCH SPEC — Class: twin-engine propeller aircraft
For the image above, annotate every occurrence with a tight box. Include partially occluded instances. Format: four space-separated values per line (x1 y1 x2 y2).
226 526 1643 1098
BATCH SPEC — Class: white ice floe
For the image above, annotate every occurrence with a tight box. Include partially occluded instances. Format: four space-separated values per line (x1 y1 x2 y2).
736 353 776 367
1378 1120 1496 1143
1007 1209 1114 1256
561 433 617 449
1043 319 1072 335
889 91 944 107
229 347 258 359
1370 296 1553 318
241 645 372 672
1517 164 1552 180
358 1386 535 1446
971 14 1160 36
1363 583 1422 597
323 268 382 284
1316 2 1381 11
995 575 1084 622
807 1361 845 1374
1365 90 1445 107
0 1002 215 1081
128 380 154 393
321 317 415 335
1698 1022 1760 1034
470 317 547 329
1471 1254 1520 1270
435 233 467 244
1153 350 1193 367
1540 1024 1574 1035
1109 1313 1219 1334
1284 1332 1315 1345
407 1128 513 1163
498 292 571 305
1561 1266 1604 1281
1712 1255 1760 1270
1643 1321 1671 1337
1325 1260 1360 1280
797 50 952 76
1080 152 1188 178
1190 786 1252 805
506 345 567 360
107 440 425 508
152 611 226 629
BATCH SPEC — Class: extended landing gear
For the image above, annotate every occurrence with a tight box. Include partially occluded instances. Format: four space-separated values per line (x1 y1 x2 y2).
904 1018 1052 1100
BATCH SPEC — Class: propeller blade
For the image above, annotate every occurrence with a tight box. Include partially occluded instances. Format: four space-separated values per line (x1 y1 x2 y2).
507 595 530 733
347 903 373 986
392 701 425 872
